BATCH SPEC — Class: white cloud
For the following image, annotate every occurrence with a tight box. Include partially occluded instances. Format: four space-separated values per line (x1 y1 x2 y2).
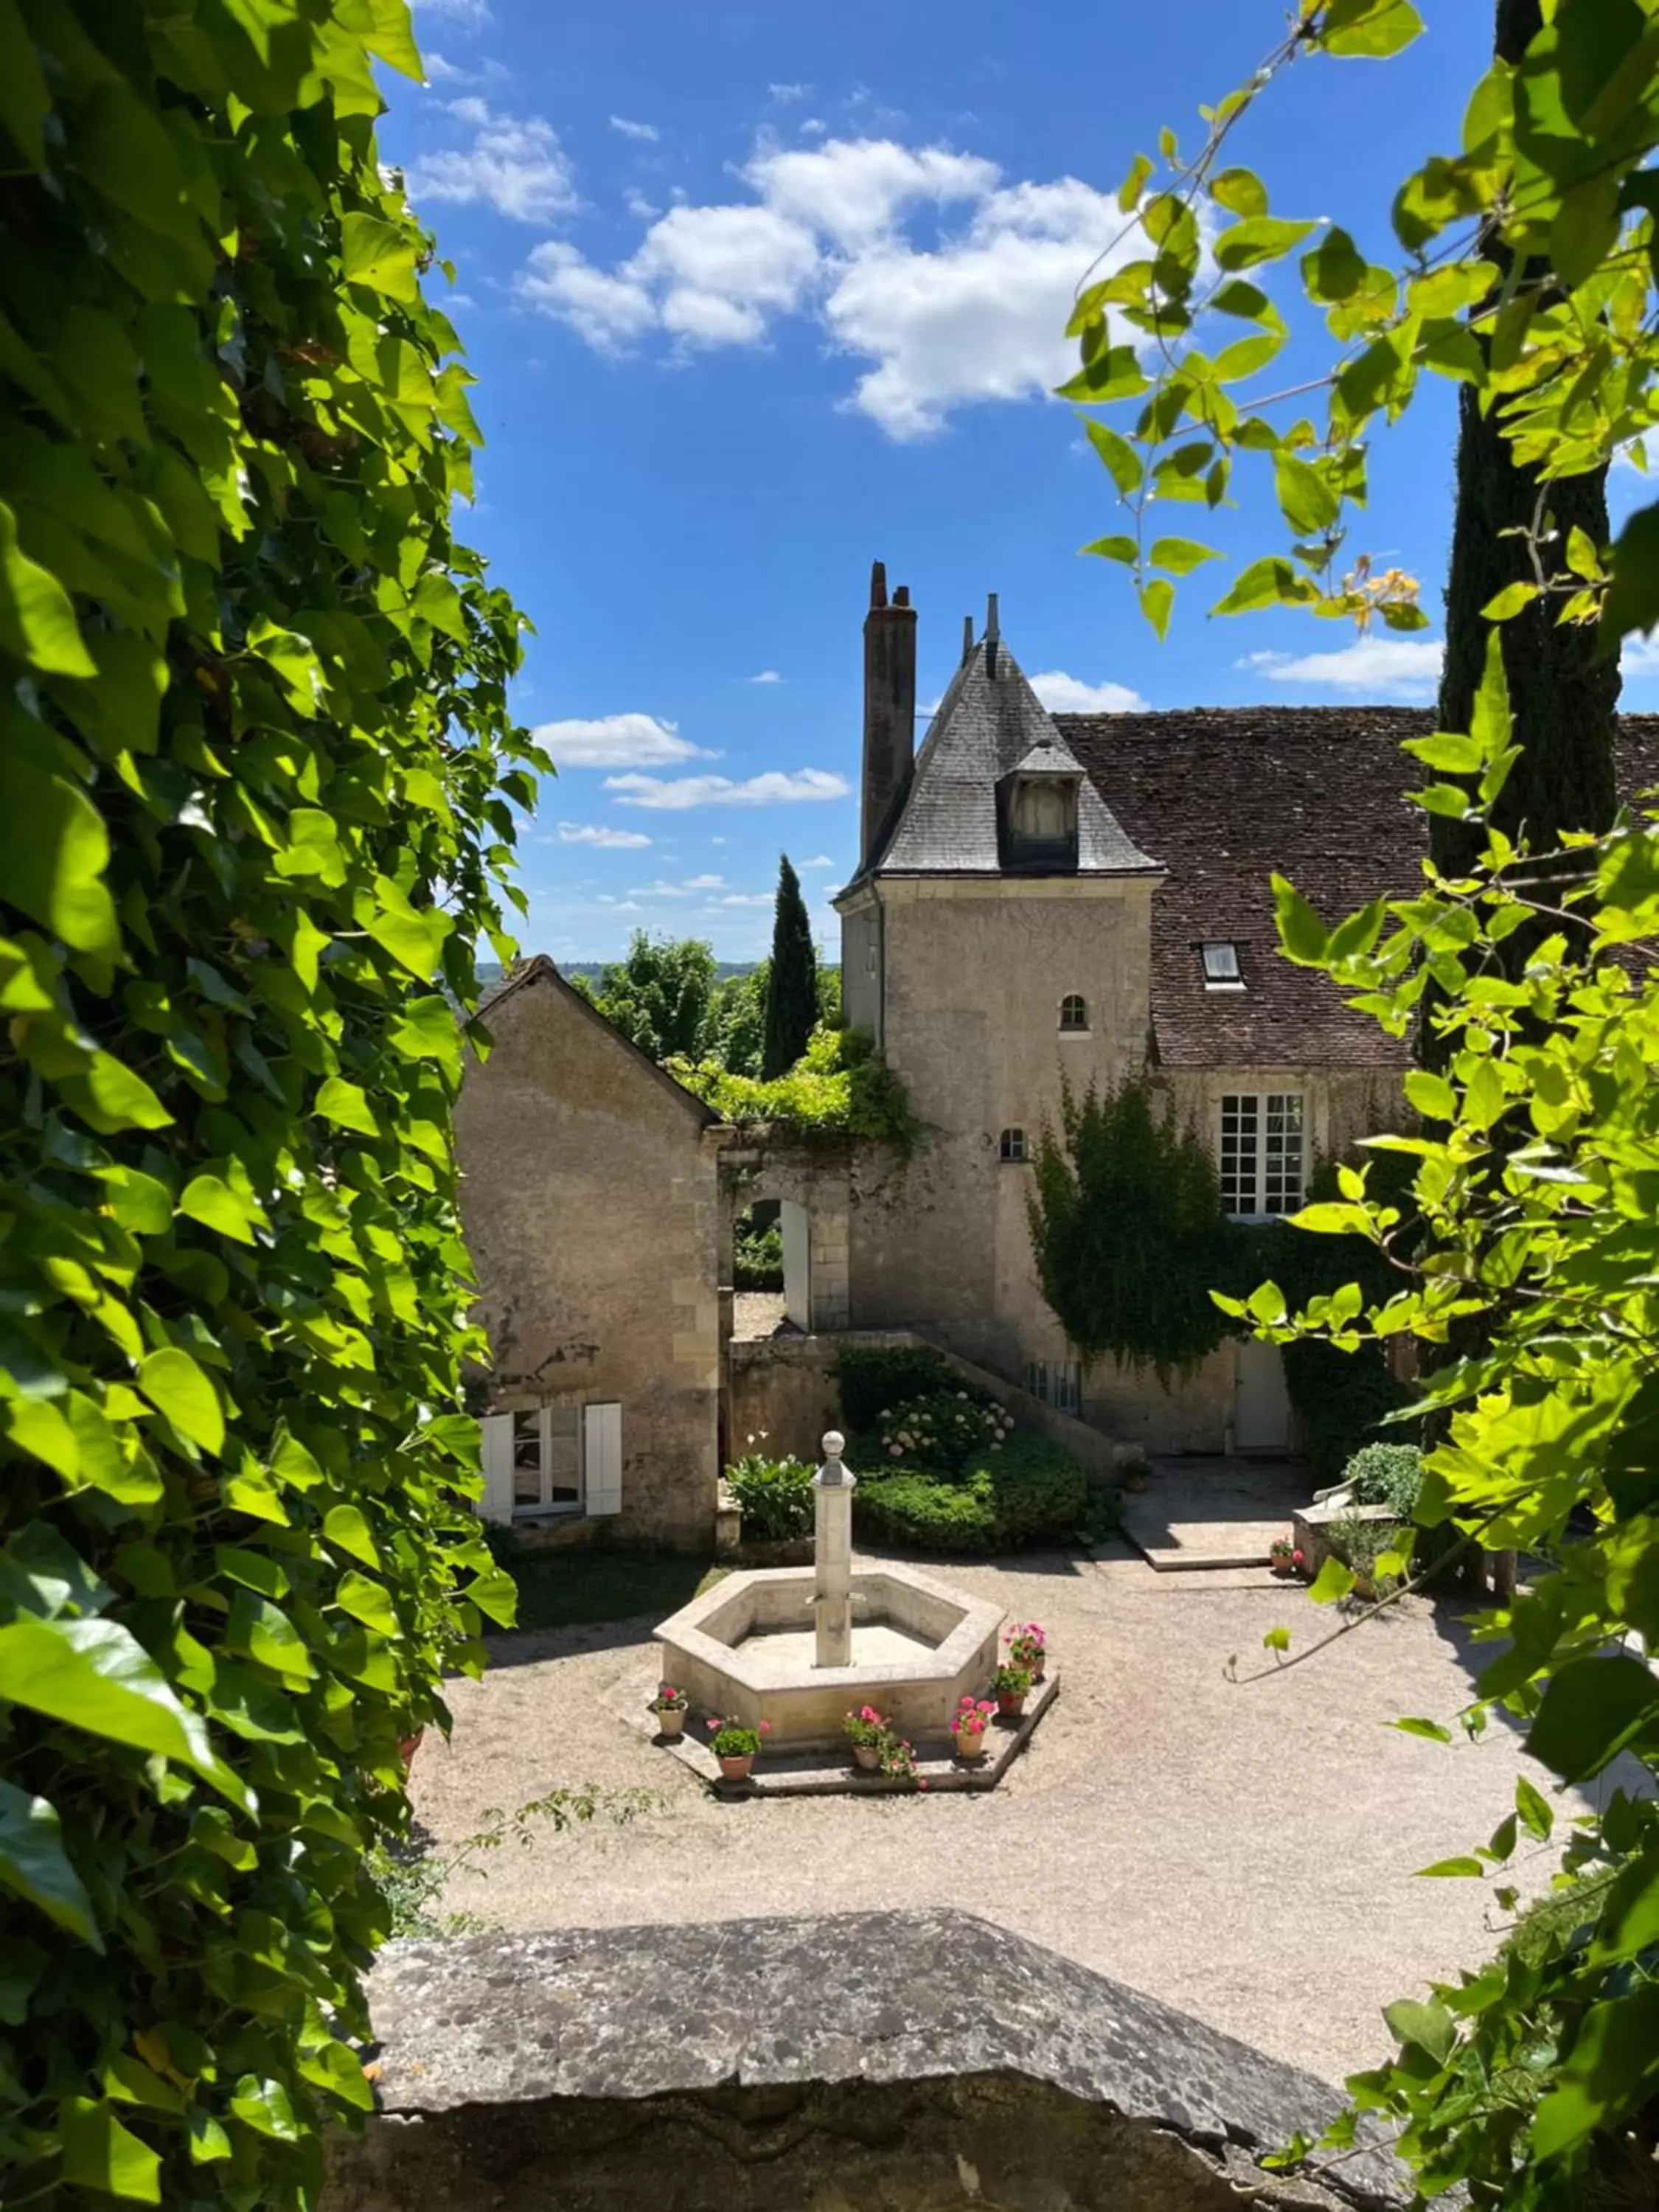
625 188 661 220
422 52 467 82
416 0 490 21
518 243 655 352
518 132 1147 435
800 854 836 869
746 669 784 684
630 879 694 898
721 892 775 906
1241 637 1444 700
683 873 726 888
710 835 728 845
1623 636 1659 676
1029 669 1149 714
800 119 827 137
405 100 575 222
534 712 712 768
557 821 653 848
768 82 809 102
610 116 659 142
605 768 852 810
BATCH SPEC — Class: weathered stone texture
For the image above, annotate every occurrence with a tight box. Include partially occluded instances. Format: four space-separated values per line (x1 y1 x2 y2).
324 1911 1401 2211
456 961 719 1548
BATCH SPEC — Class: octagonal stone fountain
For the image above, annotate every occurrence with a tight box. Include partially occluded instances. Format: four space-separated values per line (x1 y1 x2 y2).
655 1433 1006 1750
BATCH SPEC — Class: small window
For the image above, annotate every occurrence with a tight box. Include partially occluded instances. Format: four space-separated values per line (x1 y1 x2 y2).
1026 1358 1082 1416
865 939 877 976
1201 941 1243 990
999 1127 1029 1163
512 1406 582 1516
1220 1092 1304 1218
1058 993 1088 1033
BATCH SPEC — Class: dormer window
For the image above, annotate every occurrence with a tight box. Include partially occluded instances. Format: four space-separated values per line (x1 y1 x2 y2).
998 739 1082 875
1059 994 1088 1033
1201 941 1244 990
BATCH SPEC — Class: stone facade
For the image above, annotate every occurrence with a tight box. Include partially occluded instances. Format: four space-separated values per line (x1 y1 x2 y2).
455 958 720 1549
322 1911 1402 2211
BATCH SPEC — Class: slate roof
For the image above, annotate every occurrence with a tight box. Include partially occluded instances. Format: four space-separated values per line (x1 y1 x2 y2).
854 639 1160 882
1057 706 1659 1069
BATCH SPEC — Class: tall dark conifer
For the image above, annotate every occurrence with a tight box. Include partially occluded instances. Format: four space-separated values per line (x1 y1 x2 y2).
762 854 817 1078
1430 0 1620 878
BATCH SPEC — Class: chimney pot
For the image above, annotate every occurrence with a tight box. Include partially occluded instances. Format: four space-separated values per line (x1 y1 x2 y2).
986 591 1000 642
869 560 888 611
860 562 918 871
961 615 973 664
894 584 910 607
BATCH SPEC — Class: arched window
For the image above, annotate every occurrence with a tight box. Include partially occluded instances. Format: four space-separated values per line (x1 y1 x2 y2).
998 1127 1029 1164
1059 993 1088 1033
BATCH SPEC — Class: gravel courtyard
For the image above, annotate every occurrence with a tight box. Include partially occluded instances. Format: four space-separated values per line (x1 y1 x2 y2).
411 1542 1596 2090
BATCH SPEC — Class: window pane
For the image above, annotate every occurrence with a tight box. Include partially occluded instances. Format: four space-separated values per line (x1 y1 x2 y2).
546 1408 581 1510
1263 1094 1304 1214
1219 1093 1258 1214
1001 1127 1027 1162
512 1411 542 1506
1059 994 1087 1031
1202 942 1240 981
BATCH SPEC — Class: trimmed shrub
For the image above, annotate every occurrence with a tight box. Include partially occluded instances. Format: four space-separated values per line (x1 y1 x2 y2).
1344 1442 1424 1515
835 1345 954 1432
725 1452 814 1541
855 1433 1091 1554
875 1389 1011 1474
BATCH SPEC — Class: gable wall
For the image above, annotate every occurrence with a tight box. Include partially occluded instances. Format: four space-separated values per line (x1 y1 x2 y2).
455 976 719 1547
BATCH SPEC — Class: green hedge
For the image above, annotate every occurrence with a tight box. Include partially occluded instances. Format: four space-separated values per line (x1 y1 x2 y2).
835 1344 956 1432
0 8 532 2208
855 1433 1091 1554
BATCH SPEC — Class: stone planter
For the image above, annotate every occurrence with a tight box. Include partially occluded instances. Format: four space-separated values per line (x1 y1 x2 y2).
718 1753 755 1782
654 1709 685 1741
953 1728 988 1762
853 1744 882 1772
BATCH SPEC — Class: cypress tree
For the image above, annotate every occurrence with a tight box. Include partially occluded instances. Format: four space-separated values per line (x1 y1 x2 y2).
762 854 818 1078
1430 0 1621 878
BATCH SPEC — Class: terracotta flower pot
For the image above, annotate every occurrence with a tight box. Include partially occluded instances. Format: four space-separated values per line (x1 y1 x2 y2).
656 1709 686 1741
718 1753 754 1781
1352 1573 1376 1602
853 1743 882 1772
1270 1559 1295 1579
996 1692 1026 1719
954 1728 988 1761
397 1729 425 1772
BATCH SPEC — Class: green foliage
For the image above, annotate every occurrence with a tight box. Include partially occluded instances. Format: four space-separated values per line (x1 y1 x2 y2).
667 1024 916 1150
370 1784 659 1938
732 1212 783 1290
723 1450 814 1543
834 1345 956 1433
762 855 818 1080
1343 1443 1423 1517
1066 0 1659 662
855 1433 1091 1554
577 931 720 1063
874 1389 1012 1474
1027 1077 1232 1380
703 959 769 1078
1224 625 1659 2204
0 6 535 2205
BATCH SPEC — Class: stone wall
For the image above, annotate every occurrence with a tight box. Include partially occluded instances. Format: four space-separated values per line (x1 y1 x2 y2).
455 962 720 1549
323 1911 1402 2212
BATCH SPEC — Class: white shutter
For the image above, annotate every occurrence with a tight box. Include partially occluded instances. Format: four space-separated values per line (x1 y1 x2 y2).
479 1414 517 1524
583 1402 622 1517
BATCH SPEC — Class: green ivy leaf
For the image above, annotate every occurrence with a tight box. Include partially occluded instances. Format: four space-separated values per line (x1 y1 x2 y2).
1084 420 1143 495
341 212 420 303
1307 1556 1356 1603
0 498 97 676
1081 535 1138 565
136 1346 225 1456
1271 872 1329 964
0 1779 101 1942
1149 537 1221 576
60 2098 162 2204
1391 1717 1453 1744
1213 215 1318 271
1321 0 1425 59
1385 1997 1455 2065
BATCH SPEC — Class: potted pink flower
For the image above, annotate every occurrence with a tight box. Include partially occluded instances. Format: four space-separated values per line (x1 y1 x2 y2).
1006 1621 1047 1682
950 1696 995 1760
844 1704 891 1773
1268 1537 1300 1579
650 1685 689 1741
709 1717 770 1781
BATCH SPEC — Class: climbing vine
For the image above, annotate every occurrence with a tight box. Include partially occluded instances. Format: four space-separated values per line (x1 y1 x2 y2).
0 4 537 2207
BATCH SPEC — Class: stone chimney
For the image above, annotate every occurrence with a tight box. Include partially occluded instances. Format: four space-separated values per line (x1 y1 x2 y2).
861 559 917 869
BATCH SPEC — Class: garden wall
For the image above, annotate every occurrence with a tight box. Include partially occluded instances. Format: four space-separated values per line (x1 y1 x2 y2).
323 1911 1399 2212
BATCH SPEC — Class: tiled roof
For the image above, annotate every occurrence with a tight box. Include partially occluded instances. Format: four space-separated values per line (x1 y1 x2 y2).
1058 706 1659 1069
858 639 1159 882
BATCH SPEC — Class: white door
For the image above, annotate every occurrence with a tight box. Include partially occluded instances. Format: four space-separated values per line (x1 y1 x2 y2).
1234 1338 1291 1453
780 1200 813 1331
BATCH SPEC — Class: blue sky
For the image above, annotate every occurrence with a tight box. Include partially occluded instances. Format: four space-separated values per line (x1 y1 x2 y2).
383 0 1659 962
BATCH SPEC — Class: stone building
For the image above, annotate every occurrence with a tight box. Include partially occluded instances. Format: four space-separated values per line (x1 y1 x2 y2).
454 956 722 1548
835 563 1659 1455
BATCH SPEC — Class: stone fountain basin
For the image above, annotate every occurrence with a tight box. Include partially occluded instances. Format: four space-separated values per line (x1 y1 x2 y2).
655 1565 1004 1750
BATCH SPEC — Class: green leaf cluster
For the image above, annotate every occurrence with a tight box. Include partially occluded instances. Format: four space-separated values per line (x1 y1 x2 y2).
1246 624 1659 2204
1067 0 1659 651
667 1024 917 1152
0 4 536 2205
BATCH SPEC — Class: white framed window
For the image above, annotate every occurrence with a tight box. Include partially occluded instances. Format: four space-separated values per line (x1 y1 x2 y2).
1026 1358 1082 1416
999 1126 1029 1164
1201 942 1244 990
480 1403 622 1524
1220 1093 1304 1218
1058 993 1088 1033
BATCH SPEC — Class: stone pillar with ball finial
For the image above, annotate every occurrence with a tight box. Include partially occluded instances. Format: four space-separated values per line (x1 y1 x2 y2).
812 1431 857 1668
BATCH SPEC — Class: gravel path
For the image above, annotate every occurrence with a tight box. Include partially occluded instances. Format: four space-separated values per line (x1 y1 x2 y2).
412 1543 1592 2088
